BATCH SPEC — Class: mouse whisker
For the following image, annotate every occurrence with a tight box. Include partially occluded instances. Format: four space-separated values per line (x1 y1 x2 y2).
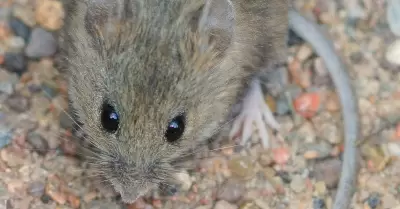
177 114 239 160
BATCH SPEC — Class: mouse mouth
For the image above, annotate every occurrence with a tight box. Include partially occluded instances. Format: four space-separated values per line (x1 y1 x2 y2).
111 180 156 203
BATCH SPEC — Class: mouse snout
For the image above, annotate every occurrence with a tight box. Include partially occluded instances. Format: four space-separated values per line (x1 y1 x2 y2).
105 157 169 203
112 179 154 203
108 165 157 203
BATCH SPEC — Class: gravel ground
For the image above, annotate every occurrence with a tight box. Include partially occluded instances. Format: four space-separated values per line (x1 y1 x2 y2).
0 0 399 209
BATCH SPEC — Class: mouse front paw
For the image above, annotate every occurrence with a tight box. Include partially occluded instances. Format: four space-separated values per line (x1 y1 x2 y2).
229 78 280 148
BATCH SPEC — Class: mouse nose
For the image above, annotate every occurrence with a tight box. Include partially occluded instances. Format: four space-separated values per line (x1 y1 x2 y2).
113 182 148 203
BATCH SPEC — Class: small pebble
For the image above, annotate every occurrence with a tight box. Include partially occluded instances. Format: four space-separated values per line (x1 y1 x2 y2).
217 180 245 202
35 0 65 30
228 156 256 180
28 181 45 197
5 94 30 112
0 126 12 149
0 21 11 41
388 142 400 157
381 193 400 208
12 6 36 27
83 192 97 203
41 82 58 98
0 7 11 20
289 175 306 193
313 158 342 188
276 171 291 184
303 141 333 160
297 121 316 143
214 200 237 209
40 194 52 204
60 139 78 156
14 118 38 132
0 148 25 167
366 193 381 209
258 152 274 166
312 197 326 209
9 17 31 42
313 181 327 196
3 53 27 74
317 123 341 144
25 27 57 58
175 171 192 191
0 81 14 95
349 51 364 64
6 36 25 53
385 39 400 66
27 132 49 156
296 44 313 61
275 96 291 115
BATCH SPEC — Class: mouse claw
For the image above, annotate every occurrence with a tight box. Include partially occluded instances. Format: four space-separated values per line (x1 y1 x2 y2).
229 78 280 148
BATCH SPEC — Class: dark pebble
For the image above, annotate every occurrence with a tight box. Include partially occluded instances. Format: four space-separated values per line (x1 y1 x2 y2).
27 84 42 93
366 193 381 209
276 95 291 115
313 158 342 189
159 184 179 196
27 132 49 156
9 17 31 42
5 94 30 112
312 197 326 209
287 29 304 46
276 171 291 184
41 194 52 204
349 51 364 64
3 53 27 74
28 181 45 197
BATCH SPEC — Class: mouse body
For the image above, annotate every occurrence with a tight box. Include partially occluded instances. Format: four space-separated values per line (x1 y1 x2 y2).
60 0 288 203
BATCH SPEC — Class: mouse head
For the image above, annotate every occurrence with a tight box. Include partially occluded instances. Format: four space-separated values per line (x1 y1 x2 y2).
63 0 249 203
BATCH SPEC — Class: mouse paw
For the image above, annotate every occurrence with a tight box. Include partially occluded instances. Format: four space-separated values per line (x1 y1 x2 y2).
229 78 280 148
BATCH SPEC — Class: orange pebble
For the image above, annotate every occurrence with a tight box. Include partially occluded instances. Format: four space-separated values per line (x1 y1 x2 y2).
272 147 290 165
395 123 400 140
293 92 321 118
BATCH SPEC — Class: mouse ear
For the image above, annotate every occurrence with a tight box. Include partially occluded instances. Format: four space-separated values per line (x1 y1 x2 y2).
84 0 137 40
196 0 235 53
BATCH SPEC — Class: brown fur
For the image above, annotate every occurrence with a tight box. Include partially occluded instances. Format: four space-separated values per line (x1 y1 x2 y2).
59 0 288 203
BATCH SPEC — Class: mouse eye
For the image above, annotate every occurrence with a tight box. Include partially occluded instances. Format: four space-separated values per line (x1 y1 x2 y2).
165 114 185 143
101 103 120 133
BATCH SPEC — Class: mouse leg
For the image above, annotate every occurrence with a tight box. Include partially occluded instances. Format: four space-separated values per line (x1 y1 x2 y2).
229 77 280 148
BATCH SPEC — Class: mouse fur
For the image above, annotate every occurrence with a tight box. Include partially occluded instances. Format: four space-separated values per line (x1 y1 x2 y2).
59 0 287 203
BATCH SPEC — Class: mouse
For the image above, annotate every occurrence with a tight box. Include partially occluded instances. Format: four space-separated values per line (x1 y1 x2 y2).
59 0 359 208
59 0 288 203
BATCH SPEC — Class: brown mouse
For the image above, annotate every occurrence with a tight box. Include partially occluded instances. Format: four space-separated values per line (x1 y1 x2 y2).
59 0 289 203
59 0 360 208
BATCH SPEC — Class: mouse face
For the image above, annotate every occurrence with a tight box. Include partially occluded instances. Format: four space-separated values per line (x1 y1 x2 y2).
63 0 250 203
